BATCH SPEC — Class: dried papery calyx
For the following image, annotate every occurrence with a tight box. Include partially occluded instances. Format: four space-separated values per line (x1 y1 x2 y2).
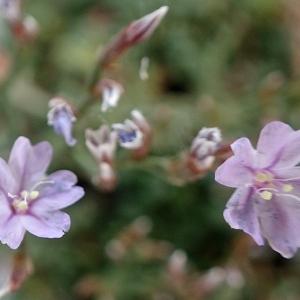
93 162 117 192
167 127 223 185
99 6 169 68
85 125 118 163
190 127 222 170
85 126 118 191
94 79 124 112
47 97 77 147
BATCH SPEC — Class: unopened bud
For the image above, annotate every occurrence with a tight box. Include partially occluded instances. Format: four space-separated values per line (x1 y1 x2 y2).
100 6 169 67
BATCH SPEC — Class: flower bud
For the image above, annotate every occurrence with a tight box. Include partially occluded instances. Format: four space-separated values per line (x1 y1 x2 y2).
100 6 169 67
47 97 77 146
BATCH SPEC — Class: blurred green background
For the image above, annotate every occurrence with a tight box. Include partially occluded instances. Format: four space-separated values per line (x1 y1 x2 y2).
1 0 300 299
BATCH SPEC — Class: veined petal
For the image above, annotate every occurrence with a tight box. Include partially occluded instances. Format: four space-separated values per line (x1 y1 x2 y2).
32 170 84 211
256 121 295 168
33 187 84 211
257 194 300 258
21 211 70 238
223 188 264 245
271 131 300 168
0 157 17 194
0 216 26 250
8 137 53 190
215 156 253 188
231 137 257 167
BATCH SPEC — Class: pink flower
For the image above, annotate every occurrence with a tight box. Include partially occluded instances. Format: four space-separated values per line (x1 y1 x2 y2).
0 137 84 249
215 121 300 258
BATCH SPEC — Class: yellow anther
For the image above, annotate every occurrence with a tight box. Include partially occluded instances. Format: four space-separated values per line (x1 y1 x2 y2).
29 190 39 200
13 200 28 212
282 184 294 193
255 172 273 183
260 190 273 201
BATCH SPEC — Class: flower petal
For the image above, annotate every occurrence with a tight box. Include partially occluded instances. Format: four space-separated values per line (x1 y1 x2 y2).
32 170 84 211
257 194 300 258
272 131 300 168
21 211 70 238
215 156 253 188
231 138 257 167
223 188 264 245
256 121 295 168
0 158 17 194
8 137 53 190
0 216 25 250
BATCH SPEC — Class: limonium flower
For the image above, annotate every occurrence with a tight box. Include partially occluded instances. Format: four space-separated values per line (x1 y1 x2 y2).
215 121 300 258
0 137 84 249
47 97 77 146
112 117 144 150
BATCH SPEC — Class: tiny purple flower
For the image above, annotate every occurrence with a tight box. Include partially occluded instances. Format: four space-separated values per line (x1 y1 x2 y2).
0 137 84 249
215 121 300 258
47 97 77 146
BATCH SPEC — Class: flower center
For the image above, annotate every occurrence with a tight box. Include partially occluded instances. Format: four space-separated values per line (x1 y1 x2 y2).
10 190 39 213
254 171 295 201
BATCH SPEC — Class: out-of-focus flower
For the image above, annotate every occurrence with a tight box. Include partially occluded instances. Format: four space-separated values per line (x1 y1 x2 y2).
215 121 300 258
0 0 39 42
113 110 152 158
100 6 169 67
139 56 150 80
95 79 124 112
11 14 39 42
85 125 118 191
0 137 84 249
47 97 77 147
168 250 187 277
0 0 21 22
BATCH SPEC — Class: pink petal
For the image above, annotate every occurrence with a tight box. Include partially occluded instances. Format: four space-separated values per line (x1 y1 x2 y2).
33 187 84 212
8 137 53 190
0 216 26 250
21 211 70 238
33 170 84 211
0 158 17 194
272 131 300 168
231 137 257 167
256 121 294 168
257 194 300 258
224 188 264 245
215 156 253 188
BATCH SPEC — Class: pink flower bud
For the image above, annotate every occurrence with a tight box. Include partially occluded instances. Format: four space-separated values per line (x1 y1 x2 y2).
100 6 169 67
